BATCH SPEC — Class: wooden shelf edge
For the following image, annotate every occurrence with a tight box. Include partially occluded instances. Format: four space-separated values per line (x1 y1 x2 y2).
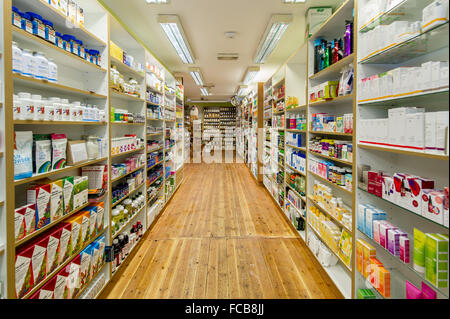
309 53 355 80
358 143 449 161
308 195 352 233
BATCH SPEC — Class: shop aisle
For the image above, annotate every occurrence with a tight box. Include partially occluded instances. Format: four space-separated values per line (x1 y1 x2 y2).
100 164 343 299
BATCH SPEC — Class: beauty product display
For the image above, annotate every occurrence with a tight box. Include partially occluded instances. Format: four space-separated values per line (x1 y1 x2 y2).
15 207 105 298
309 137 353 163
312 182 352 229
312 20 353 75
311 113 353 134
309 158 353 191
13 93 104 122
359 62 449 102
358 165 449 227
359 107 449 154
111 154 145 180
360 0 449 61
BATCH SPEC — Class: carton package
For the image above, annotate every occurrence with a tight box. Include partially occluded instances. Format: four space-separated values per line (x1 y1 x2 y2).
15 204 36 240
58 223 73 265
87 206 98 239
66 215 82 255
65 255 81 299
30 237 48 288
62 176 74 215
425 233 449 288
80 211 91 247
30 280 54 299
37 179 64 222
15 244 34 298
413 228 427 274
82 165 108 190
80 246 92 286
27 183 51 230
54 267 69 299
46 229 61 275
73 176 89 210
422 189 445 225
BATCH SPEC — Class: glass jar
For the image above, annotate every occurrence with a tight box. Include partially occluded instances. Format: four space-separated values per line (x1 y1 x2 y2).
112 209 120 232
33 51 49 80
21 13 33 34
123 199 132 216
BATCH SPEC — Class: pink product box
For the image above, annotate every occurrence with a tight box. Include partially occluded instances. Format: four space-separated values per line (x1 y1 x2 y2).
387 228 408 257
368 171 383 197
422 189 445 225
406 177 435 215
445 187 449 228
399 236 410 264
373 220 382 244
379 221 397 249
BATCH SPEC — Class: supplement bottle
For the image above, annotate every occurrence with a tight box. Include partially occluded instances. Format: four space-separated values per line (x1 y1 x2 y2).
47 58 58 83
12 42 23 74
18 92 34 121
22 49 35 77
33 52 49 80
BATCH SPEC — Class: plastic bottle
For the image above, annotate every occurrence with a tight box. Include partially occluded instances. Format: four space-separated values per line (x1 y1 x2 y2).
32 95 45 121
13 94 22 120
33 52 49 80
18 92 34 121
45 99 55 121
61 99 71 121
42 19 55 44
344 20 353 57
47 58 58 83
27 12 45 38
22 49 35 77
12 42 23 75
49 97 62 121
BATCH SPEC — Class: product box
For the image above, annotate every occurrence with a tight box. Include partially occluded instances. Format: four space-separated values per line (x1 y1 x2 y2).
365 208 386 239
422 189 445 225
15 204 36 240
76 5 85 26
406 112 425 150
399 236 410 264
362 241 377 278
82 165 108 190
422 0 449 32
67 215 82 255
58 223 72 265
67 140 88 166
73 176 89 210
15 244 34 298
91 242 100 276
387 229 407 257
357 204 367 232
368 171 382 197
444 187 449 228
27 184 51 230
62 176 74 215
87 206 98 239
30 278 55 299
80 246 92 286
369 258 383 288
425 112 437 152
425 233 449 288
65 255 81 299
37 179 64 222
357 289 376 299
306 7 333 37
378 267 391 298
405 177 435 215
89 202 104 232
97 236 106 267
30 237 48 287
46 228 62 274
413 228 427 274
381 176 395 202
356 239 364 274
379 221 397 249
59 0 68 16
53 267 69 299
110 41 124 62
435 111 449 153
406 280 422 299
67 0 77 23
373 220 382 244
422 282 437 299
80 211 91 247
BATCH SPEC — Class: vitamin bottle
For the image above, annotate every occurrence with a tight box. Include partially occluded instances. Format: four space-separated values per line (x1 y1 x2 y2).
18 92 34 121
47 58 58 83
22 49 35 77
33 51 49 80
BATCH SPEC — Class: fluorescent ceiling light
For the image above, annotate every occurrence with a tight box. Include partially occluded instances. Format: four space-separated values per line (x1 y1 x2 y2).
243 66 260 85
254 14 292 64
237 85 248 97
189 68 204 86
146 0 168 3
200 87 210 96
283 0 306 3
158 15 195 64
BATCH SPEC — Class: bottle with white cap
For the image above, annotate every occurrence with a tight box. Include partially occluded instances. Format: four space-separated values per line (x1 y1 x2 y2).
61 98 70 121
18 92 34 120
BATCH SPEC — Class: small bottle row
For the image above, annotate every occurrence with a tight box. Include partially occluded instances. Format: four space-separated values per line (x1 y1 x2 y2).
309 66 354 102
112 176 145 206
308 158 353 192
13 93 105 122
111 108 145 124
311 113 353 134
286 113 307 131
110 67 140 98
112 195 146 236
13 43 58 82
111 136 145 156
309 137 353 162
111 223 144 274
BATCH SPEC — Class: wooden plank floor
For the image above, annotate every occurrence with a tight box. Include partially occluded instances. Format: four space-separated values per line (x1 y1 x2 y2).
100 163 343 299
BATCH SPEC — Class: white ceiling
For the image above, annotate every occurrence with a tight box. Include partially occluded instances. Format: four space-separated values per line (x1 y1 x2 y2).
102 0 343 100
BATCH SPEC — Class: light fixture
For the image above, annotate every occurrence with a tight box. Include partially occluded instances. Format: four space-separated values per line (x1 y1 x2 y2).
146 0 168 3
237 85 248 97
189 68 204 86
242 66 260 85
200 87 210 96
254 14 293 64
158 15 195 64
283 0 306 3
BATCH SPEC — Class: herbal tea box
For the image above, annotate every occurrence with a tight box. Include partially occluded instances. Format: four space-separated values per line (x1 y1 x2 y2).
66 215 82 254
15 244 34 298
413 228 427 274
58 223 73 265
46 229 62 274
65 256 81 299
37 179 64 222
30 238 48 288
27 183 51 230
53 269 69 300
73 176 89 210
80 211 91 247
87 206 98 239
14 205 27 241
80 246 93 286
61 176 74 215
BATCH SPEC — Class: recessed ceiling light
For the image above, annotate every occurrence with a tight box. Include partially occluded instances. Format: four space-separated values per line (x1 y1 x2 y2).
254 14 292 64
158 15 195 64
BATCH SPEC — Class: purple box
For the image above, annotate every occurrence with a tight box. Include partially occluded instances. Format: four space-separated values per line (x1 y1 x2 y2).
399 236 410 264
387 229 408 257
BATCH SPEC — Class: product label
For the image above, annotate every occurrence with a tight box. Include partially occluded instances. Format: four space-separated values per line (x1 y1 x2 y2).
13 12 21 27
32 244 47 285
24 205 36 234
14 212 25 240
63 180 74 213
54 274 68 299
67 262 80 297
71 222 81 253
36 187 51 229
81 215 90 244
12 47 23 73
15 255 32 298
46 235 60 274
35 58 49 80
80 252 91 284
37 22 45 38
51 183 63 220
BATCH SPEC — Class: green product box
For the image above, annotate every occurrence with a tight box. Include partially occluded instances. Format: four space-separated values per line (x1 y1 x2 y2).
425 234 449 288
62 177 74 215
73 176 89 210
413 228 426 274
358 289 376 299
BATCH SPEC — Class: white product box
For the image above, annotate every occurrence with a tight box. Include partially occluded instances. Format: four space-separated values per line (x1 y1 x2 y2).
382 176 395 202
60 0 68 16
306 7 333 37
421 61 434 90
432 62 449 89
392 67 409 95
436 111 449 153
441 66 449 87
406 112 425 149
425 112 437 152
422 0 449 32
389 107 425 146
